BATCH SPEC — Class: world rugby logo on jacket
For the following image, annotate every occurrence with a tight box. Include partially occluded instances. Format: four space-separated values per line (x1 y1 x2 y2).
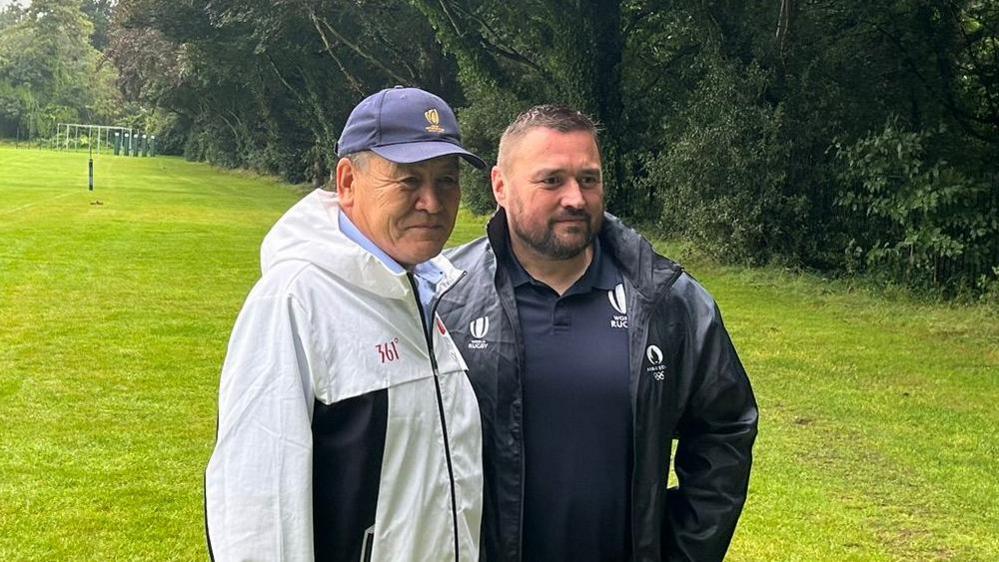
645 344 666 381
468 316 489 350
608 283 628 329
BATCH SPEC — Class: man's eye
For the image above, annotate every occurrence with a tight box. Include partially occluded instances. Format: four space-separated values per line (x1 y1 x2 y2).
580 175 601 187
438 176 459 187
542 176 562 187
400 177 421 188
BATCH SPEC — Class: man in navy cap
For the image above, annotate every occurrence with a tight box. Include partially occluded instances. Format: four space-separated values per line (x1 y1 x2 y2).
206 87 486 562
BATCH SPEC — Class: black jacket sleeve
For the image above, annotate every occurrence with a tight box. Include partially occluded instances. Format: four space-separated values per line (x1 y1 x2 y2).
665 284 758 562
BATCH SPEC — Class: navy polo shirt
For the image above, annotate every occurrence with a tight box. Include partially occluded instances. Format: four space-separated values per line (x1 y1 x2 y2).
501 237 633 562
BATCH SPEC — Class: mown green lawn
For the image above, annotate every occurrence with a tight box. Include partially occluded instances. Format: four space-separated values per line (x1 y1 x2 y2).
1 146 996 561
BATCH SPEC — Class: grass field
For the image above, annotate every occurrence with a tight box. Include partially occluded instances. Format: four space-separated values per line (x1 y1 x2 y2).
1 146 996 561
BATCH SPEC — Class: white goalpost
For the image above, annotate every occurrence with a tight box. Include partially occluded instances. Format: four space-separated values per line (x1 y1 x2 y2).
54 123 139 155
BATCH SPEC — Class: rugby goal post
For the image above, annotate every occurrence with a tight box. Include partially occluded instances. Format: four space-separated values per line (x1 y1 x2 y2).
55 123 136 156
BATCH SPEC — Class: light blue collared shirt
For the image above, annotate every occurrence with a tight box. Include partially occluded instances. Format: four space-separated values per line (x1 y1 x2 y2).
338 211 444 331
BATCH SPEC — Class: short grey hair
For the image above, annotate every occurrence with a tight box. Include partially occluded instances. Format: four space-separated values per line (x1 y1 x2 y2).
344 150 373 171
497 105 600 168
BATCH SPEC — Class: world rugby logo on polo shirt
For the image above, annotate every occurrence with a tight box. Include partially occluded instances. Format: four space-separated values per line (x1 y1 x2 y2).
645 344 667 381
468 316 489 350
608 283 628 329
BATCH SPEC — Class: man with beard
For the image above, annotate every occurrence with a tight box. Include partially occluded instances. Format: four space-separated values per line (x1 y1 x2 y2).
437 105 758 562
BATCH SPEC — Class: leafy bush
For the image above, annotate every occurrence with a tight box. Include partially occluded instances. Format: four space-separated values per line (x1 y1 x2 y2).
642 61 791 265
835 119 999 294
454 85 523 215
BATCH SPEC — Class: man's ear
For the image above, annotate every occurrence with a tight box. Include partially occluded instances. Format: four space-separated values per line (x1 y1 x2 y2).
335 157 356 209
491 165 507 209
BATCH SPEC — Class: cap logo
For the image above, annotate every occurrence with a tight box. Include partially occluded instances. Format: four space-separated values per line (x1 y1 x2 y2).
424 109 445 134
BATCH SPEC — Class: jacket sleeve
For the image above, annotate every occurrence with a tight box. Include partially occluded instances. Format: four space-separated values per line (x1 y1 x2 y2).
665 288 758 562
205 291 319 562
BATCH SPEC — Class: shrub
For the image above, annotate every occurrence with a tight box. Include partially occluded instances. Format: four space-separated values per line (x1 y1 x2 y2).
455 85 523 215
642 60 791 265
835 118 999 294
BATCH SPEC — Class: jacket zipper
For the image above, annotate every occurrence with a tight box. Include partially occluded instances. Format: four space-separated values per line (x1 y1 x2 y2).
408 272 463 562
627 267 684 557
494 267 527 562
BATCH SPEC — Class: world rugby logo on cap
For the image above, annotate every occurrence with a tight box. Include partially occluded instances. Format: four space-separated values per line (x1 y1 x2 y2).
425 109 445 134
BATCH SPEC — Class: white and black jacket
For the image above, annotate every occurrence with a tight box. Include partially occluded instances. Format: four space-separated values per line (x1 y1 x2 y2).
438 210 758 562
205 189 483 562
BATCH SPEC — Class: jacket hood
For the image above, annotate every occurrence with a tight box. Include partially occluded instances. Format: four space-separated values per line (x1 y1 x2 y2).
260 189 462 299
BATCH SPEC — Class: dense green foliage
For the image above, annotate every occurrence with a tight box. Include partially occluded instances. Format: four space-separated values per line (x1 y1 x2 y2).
409 0 998 294
0 0 120 140
836 119 998 292
1 0 997 293
109 0 461 184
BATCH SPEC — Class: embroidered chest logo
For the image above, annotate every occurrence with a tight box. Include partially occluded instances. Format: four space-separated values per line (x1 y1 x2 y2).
377 338 401 363
645 344 666 381
608 283 628 329
468 316 489 350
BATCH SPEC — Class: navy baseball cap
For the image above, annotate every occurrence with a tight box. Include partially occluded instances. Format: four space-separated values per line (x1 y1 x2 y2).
337 86 486 169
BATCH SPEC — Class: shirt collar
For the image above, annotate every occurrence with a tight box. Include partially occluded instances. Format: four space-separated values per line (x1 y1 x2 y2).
500 231 533 288
338 210 443 284
587 237 620 291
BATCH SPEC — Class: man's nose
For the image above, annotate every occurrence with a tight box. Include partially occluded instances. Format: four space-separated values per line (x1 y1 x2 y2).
415 184 444 213
561 180 585 209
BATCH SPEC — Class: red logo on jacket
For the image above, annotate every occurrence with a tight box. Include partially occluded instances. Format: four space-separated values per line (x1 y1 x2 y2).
377 339 401 363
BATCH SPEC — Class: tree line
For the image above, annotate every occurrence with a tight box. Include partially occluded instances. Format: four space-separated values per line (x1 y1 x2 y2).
1 0 997 296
